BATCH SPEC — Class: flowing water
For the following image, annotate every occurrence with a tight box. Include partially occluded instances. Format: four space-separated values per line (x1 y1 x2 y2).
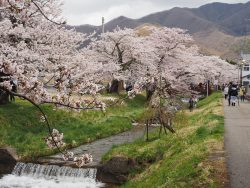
0 162 104 188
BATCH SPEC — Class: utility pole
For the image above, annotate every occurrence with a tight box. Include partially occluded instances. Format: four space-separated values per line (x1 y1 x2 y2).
102 17 105 34
240 59 246 86
238 63 240 84
206 79 210 97
240 62 243 86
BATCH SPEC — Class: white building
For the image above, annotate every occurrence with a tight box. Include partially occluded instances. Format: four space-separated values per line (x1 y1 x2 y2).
241 53 250 91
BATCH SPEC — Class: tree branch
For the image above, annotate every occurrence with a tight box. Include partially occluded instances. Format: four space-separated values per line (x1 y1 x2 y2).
1 87 66 155
30 0 64 25
40 100 102 110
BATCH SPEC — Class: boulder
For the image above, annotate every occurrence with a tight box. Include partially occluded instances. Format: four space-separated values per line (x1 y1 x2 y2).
96 156 136 185
0 147 18 176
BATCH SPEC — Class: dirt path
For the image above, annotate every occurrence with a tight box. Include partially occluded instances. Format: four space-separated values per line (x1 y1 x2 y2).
224 100 250 188
37 126 150 168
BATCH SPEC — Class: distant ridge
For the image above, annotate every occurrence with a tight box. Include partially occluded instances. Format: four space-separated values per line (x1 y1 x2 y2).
71 1 250 60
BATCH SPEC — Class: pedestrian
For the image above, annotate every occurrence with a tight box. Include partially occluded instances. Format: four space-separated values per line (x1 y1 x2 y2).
228 82 233 106
126 84 133 92
229 84 238 106
239 86 246 102
223 85 229 100
9 77 17 102
193 95 198 108
222 83 225 91
189 95 194 112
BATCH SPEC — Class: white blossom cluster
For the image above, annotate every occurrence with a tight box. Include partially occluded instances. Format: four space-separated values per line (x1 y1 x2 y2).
127 79 146 99
74 154 93 168
62 151 74 161
94 100 106 112
55 140 94 167
45 129 65 149
45 133 94 167
39 115 46 123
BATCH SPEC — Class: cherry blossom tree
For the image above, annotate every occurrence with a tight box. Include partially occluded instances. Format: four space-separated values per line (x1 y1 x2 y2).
90 26 236 97
0 0 104 166
88 27 150 93
89 25 237 135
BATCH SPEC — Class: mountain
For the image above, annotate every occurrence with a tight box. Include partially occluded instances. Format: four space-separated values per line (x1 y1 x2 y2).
71 1 250 60
193 2 250 36
193 29 240 59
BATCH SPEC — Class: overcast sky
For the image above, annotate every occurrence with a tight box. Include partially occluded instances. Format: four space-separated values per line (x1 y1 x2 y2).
62 0 249 26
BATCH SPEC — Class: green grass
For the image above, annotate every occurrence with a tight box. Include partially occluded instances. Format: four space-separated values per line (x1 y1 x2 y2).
197 92 222 108
0 94 146 160
102 93 225 188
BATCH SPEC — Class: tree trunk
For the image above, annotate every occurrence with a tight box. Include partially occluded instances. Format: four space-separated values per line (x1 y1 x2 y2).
0 90 9 105
0 72 11 105
109 79 119 93
146 84 156 101
109 80 125 94
146 89 154 101
117 80 124 94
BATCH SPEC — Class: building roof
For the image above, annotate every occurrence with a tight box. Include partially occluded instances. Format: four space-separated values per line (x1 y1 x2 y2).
242 74 250 78
241 53 250 62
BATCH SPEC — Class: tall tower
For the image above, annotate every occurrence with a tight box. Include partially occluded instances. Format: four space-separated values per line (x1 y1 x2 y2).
102 17 105 34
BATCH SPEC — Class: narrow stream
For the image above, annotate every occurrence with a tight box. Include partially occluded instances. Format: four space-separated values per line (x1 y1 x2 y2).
0 162 104 188
0 126 152 187
38 126 151 166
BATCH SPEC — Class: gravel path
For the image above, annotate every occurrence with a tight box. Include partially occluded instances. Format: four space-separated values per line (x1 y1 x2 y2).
224 100 250 188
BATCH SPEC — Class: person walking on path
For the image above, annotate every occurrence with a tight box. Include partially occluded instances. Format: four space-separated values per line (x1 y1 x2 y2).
229 84 238 106
193 95 198 108
9 78 17 102
239 86 246 102
224 85 229 100
189 95 195 112
228 82 233 106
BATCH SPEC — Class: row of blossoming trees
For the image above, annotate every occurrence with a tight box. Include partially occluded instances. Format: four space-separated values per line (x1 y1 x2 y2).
0 0 236 166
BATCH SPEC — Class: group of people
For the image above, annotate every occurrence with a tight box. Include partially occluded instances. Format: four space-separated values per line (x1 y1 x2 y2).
223 82 246 106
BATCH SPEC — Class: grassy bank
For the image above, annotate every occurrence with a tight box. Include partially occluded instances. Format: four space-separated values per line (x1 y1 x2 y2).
103 93 227 187
0 95 146 160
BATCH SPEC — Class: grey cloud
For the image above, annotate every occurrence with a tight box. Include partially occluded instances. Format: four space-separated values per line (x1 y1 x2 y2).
63 0 135 15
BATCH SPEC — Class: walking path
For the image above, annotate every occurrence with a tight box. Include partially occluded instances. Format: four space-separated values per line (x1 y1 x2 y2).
224 99 250 188
37 126 150 168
